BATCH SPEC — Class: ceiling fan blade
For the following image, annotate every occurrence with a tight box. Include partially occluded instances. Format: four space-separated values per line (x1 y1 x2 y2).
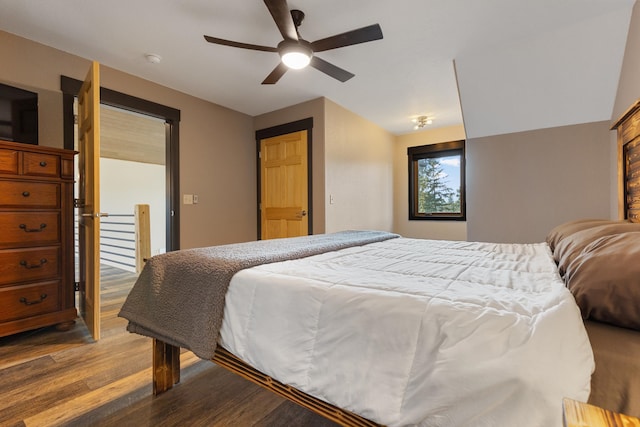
263 0 298 41
262 62 289 84
310 24 383 52
204 35 277 52
310 56 354 82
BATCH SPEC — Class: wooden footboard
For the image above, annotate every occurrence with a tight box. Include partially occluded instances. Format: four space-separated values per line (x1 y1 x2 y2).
152 338 383 427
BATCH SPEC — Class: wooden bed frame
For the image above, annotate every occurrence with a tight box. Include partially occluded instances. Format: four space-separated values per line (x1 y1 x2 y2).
152 338 382 427
149 99 640 426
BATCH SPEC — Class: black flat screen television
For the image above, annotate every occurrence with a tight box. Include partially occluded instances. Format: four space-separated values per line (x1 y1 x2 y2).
0 82 38 145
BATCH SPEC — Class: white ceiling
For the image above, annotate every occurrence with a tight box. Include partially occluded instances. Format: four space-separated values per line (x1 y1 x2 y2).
0 0 635 137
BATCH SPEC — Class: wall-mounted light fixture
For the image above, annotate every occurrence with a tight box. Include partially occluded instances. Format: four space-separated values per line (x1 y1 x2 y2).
412 115 433 130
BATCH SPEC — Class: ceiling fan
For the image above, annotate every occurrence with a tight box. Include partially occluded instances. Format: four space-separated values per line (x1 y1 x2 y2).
203 0 383 84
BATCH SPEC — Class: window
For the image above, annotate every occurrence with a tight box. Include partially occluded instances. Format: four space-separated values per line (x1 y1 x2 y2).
408 140 466 221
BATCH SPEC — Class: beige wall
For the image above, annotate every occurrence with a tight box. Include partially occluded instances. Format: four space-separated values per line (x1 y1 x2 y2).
466 121 612 243
393 125 468 240
0 30 257 249
324 99 394 233
254 98 395 234
253 98 326 234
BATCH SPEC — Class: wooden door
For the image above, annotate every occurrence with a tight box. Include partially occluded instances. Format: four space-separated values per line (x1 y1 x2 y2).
260 130 309 239
77 61 102 341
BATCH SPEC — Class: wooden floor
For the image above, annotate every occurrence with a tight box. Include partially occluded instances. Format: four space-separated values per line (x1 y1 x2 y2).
0 265 338 427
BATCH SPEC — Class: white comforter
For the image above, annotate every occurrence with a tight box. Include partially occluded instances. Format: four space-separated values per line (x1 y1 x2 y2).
219 238 594 427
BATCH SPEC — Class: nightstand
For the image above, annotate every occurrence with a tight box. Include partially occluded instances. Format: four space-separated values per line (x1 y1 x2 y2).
563 398 640 427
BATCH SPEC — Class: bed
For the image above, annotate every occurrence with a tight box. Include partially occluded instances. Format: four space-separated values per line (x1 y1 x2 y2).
120 231 594 426
119 101 640 426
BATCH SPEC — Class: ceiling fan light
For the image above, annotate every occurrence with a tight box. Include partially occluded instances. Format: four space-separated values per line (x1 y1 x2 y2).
280 44 312 69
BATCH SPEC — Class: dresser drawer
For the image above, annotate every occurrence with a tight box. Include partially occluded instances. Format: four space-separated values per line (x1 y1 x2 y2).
23 152 60 177
0 181 59 208
0 247 60 285
0 148 19 174
0 280 60 323
0 212 60 246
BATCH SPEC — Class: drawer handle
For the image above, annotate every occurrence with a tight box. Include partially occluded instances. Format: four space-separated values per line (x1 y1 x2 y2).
19 258 48 269
19 223 47 233
22 191 30 197
39 161 47 167
20 294 48 306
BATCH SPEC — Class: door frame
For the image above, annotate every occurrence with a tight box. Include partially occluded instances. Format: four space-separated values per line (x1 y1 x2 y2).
255 117 313 239
60 76 180 252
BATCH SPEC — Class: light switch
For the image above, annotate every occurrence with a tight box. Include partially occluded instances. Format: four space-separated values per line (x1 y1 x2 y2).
183 194 193 205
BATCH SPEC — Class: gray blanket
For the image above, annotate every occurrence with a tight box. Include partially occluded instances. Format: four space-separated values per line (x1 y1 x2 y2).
118 230 399 359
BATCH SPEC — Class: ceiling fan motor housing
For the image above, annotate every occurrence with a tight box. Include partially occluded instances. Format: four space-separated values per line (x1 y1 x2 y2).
203 0 383 83
278 40 313 69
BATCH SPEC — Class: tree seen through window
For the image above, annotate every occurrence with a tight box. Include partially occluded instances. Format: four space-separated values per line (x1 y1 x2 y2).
408 140 465 220
417 156 461 214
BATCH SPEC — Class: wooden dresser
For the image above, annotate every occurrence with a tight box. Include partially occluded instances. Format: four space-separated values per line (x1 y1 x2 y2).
0 139 77 336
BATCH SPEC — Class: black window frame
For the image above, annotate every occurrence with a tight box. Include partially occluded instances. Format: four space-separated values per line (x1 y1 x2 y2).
408 140 466 221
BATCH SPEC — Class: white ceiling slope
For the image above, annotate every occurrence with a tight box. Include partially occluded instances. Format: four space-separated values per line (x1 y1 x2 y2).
456 4 635 138
0 0 635 137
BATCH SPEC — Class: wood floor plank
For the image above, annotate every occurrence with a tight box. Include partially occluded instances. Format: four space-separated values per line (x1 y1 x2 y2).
0 326 90 369
22 354 201 427
0 355 57 392
256 403 342 427
2 335 150 405
1 380 91 426
22 367 154 426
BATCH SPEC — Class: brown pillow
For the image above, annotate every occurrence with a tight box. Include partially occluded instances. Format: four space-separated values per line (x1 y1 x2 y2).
546 219 621 252
554 222 640 276
565 232 640 330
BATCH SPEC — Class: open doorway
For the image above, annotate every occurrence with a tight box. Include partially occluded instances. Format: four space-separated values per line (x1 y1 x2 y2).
88 104 167 331
96 104 167 271
71 103 167 271
61 76 180 336
61 76 180 252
